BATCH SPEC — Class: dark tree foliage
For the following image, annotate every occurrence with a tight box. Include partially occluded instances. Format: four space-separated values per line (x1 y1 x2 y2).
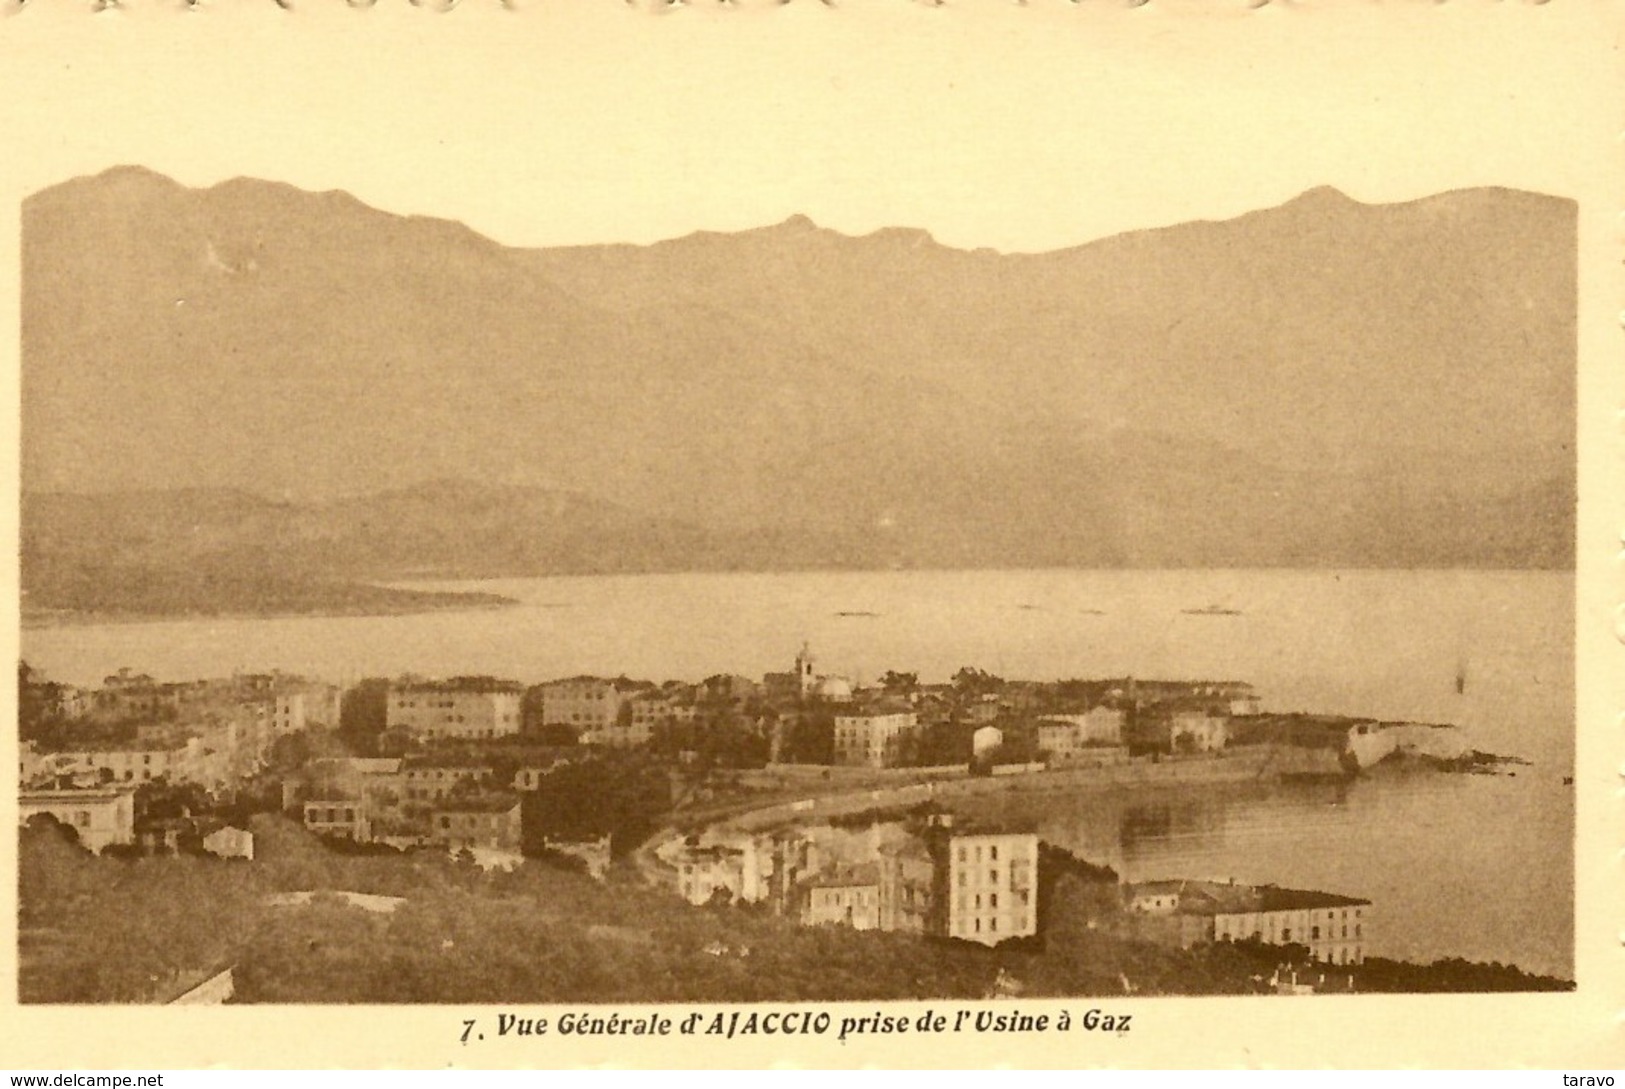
917 721 973 767
268 731 312 774
1351 956 1572 993
520 685 547 731
878 670 919 694
982 723 1039 765
17 814 1573 1005
650 716 768 769
22 813 80 851
520 755 670 857
952 666 1004 696
136 780 213 823
19 660 51 741
778 711 834 765
1036 842 1120 942
338 678 391 754
528 724 579 747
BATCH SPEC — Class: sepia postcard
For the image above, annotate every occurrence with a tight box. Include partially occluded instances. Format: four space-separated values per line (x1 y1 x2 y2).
0 0 1620 1070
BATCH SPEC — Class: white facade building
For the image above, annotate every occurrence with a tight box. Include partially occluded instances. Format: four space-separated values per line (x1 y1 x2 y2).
940 829 1039 946
1037 707 1126 750
971 725 1004 758
272 685 341 733
833 710 919 768
387 680 522 741
19 786 137 853
537 677 642 745
1127 879 1371 966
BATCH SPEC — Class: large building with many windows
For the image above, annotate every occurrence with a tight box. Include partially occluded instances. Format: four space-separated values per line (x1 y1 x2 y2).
775 818 1039 946
1126 879 1370 965
271 683 342 733
395 755 494 809
832 709 919 768
535 677 645 745
1036 707 1125 752
928 820 1039 946
43 739 200 787
623 691 696 747
387 678 522 741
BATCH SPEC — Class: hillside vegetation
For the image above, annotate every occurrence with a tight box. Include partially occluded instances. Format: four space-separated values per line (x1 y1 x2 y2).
18 819 1569 1003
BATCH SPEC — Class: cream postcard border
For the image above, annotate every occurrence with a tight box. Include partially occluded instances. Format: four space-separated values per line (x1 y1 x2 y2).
0 0 1618 1069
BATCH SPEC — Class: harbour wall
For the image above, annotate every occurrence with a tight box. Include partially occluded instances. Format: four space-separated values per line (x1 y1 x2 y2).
720 746 1339 834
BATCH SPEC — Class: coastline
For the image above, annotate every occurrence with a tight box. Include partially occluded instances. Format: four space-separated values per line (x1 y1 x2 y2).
639 748 1570 984
688 746 1539 838
710 750 1298 835
19 566 1572 988
20 595 517 630
21 563 1575 625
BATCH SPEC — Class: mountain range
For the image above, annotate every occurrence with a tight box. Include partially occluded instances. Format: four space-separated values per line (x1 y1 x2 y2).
20 167 1576 617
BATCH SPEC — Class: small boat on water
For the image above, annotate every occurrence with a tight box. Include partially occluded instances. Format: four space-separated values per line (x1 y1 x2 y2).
833 610 879 619
1454 655 1468 695
1182 604 1242 616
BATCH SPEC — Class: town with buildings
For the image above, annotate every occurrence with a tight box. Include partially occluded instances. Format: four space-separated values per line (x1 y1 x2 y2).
17 644 1501 1002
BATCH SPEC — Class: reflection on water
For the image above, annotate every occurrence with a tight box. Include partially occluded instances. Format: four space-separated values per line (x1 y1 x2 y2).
20 568 1573 977
956 769 1572 979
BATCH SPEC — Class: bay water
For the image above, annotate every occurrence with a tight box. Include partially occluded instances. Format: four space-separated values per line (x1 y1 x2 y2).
21 568 1574 977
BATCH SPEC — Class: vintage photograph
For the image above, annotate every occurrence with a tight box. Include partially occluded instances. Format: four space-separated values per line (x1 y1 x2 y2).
3 0 1598 1037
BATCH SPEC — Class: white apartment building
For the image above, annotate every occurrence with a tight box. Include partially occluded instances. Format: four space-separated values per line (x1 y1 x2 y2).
1127 879 1371 966
832 709 919 768
272 684 341 733
1036 707 1126 750
940 829 1039 946
536 677 643 745
387 679 522 741
622 692 696 746
46 740 195 786
1210 892 1370 966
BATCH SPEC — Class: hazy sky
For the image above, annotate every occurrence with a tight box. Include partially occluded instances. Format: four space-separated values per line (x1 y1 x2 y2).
0 2 1615 253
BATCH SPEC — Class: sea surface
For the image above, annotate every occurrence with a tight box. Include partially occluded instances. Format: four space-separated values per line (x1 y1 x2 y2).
21 568 1575 977
955 770 1570 977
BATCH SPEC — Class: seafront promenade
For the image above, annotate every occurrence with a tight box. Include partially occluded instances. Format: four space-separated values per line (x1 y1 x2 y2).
719 747 1304 834
635 744 1338 894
